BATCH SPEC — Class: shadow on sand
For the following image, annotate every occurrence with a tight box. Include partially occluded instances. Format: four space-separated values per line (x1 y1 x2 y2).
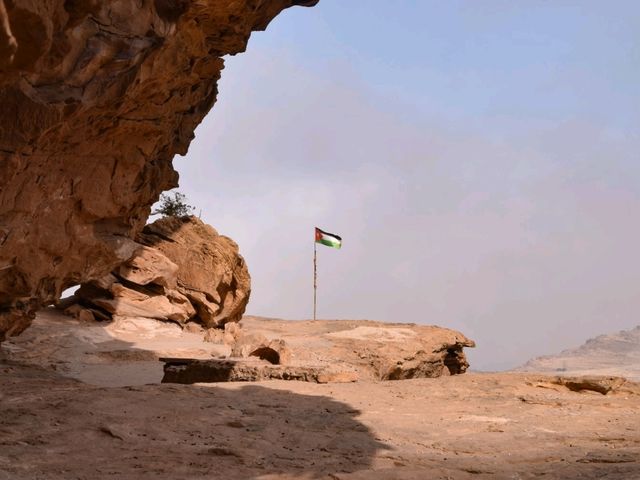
0 351 389 479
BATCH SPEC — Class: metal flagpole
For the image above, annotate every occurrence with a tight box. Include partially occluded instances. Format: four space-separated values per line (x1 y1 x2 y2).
313 239 317 321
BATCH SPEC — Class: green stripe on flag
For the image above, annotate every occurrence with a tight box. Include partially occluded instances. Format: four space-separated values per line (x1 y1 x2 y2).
315 228 342 249
318 237 341 249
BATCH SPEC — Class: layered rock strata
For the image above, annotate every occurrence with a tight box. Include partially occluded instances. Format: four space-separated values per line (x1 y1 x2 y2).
63 215 250 328
161 357 357 384
0 0 317 340
166 316 476 383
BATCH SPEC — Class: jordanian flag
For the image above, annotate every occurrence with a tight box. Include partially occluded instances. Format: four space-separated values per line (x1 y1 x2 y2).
315 227 342 249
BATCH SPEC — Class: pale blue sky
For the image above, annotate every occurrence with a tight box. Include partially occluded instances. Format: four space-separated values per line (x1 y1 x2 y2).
259 1 639 132
173 1 640 370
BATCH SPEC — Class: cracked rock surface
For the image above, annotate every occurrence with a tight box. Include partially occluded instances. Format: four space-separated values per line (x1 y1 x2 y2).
0 0 317 340
65 215 251 328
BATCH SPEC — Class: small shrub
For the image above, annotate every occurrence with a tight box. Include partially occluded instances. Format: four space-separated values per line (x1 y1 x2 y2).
152 191 194 217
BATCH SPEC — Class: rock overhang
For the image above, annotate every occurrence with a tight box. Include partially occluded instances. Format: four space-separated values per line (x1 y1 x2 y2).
0 0 318 340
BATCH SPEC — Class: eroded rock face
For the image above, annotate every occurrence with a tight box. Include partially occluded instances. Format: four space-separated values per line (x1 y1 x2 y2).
161 317 476 384
230 317 475 382
68 215 250 328
161 358 356 384
137 216 250 327
0 0 318 341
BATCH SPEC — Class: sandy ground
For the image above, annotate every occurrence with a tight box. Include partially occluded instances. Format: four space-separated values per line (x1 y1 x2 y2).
1 311 639 479
1 310 228 387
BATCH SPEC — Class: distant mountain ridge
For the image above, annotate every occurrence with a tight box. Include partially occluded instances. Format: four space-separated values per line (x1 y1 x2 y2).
517 325 640 381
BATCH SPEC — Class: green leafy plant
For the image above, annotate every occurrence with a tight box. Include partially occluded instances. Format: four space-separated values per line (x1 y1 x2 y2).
152 191 195 217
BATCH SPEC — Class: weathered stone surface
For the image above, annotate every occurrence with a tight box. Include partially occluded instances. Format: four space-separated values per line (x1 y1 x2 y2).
63 216 250 327
231 334 292 365
237 317 475 381
166 315 475 383
117 245 178 289
90 283 196 324
551 375 628 395
62 303 94 323
161 357 357 384
0 0 318 341
138 216 251 327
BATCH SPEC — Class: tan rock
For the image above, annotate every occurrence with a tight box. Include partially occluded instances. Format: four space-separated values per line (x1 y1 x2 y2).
316 368 359 384
551 375 628 395
203 328 224 344
231 334 292 366
90 274 119 292
117 246 178 289
184 322 203 334
223 322 242 345
91 284 195 324
183 290 220 325
62 304 95 322
0 0 318 340
63 303 85 319
76 308 95 323
230 333 269 358
138 216 251 328
161 358 356 384
60 217 249 330
240 316 476 381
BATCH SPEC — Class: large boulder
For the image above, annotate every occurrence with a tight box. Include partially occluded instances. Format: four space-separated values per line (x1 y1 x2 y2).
68 216 250 328
0 0 318 341
138 216 251 327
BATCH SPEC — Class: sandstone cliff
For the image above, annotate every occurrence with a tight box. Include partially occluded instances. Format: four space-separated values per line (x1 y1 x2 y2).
0 0 317 340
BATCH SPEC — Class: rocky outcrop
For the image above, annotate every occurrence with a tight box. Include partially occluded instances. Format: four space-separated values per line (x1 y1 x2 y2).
65 216 250 328
550 376 628 395
5 309 475 385
230 333 291 365
168 317 475 384
0 0 318 341
518 325 640 381
161 357 357 384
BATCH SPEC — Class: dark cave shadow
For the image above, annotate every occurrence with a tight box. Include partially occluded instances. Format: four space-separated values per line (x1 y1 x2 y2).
0 315 390 479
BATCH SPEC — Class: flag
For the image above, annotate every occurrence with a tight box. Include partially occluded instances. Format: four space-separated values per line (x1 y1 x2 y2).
315 227 342 249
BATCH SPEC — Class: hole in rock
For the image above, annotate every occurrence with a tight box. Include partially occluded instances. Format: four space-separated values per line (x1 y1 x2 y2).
249 347 280 365
444 348 463 375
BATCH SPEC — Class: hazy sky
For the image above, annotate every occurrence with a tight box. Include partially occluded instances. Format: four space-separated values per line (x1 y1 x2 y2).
171 1 640 370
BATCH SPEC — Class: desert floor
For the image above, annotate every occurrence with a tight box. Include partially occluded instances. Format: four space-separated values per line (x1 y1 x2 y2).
1 311 639 480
